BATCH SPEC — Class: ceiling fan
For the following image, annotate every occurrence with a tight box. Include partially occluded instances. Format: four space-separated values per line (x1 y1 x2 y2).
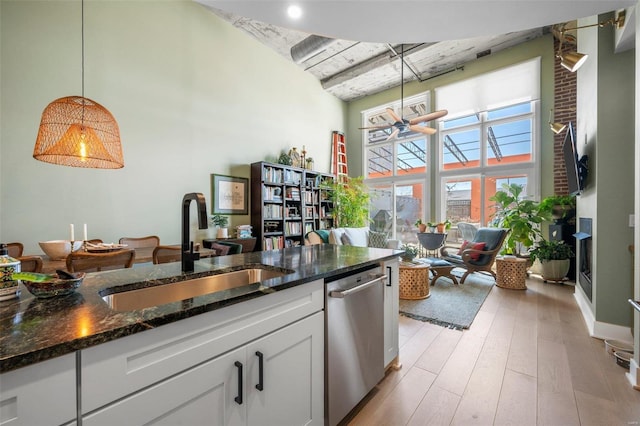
360 44 448 141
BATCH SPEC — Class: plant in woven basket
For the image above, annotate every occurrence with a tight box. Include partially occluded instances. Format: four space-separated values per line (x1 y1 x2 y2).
489 183 550 255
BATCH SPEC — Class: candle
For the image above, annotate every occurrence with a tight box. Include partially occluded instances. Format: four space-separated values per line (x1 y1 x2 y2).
83 224 88 241
70 224 75 241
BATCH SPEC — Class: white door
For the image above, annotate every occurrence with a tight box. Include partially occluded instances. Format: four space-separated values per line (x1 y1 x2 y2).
246 312 324 426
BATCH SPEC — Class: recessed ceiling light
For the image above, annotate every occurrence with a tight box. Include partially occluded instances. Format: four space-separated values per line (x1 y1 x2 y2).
287 4 302 20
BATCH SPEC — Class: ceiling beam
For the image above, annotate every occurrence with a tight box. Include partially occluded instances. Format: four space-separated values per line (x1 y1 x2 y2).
320 43 435 90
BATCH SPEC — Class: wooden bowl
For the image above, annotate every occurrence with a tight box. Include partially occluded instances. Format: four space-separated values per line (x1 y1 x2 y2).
21 273 85 298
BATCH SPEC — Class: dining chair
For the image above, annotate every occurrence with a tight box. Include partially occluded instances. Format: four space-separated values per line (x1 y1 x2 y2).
118 235 160 249
66 249 136 273
17 255 43 273
152 245 182 264
6 242 24 258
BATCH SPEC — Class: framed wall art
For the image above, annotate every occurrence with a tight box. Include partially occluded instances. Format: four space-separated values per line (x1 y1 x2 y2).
211 174 249 215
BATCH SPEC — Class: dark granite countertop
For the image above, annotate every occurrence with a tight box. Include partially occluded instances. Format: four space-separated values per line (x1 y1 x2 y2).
0 245 399 373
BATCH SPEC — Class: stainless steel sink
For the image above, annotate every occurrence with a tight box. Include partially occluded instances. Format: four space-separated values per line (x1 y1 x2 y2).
102 268 290 311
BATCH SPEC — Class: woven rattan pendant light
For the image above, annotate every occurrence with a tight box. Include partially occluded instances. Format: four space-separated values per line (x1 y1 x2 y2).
33 0 123 169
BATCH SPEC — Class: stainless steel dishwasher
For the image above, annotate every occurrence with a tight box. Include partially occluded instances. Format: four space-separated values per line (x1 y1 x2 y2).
325 264 386 426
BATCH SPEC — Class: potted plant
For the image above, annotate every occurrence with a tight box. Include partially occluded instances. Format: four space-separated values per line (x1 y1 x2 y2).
529 239 574 282
435 219 451 233
211 214 229 238
539 194 576 223
400 244 419 262
324 176 371 227
489 183 550 255
415 219 427 233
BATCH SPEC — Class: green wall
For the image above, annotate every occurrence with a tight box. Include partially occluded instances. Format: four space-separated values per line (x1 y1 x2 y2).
0 0 346 253
577 13 635 328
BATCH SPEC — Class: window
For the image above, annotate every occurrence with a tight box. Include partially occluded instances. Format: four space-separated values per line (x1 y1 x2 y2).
362 59 541 241
363 93 431 241
435 59 541 228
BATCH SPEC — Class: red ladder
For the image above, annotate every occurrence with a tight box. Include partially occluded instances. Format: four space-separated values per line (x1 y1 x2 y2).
331 131 348 183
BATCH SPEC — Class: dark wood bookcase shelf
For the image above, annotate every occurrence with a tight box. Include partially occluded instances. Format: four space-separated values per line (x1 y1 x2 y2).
251 161 334 251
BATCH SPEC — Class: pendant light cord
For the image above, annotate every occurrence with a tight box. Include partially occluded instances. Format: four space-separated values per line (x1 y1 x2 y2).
81 0 85 123
81 0 85 98
400 44 404 119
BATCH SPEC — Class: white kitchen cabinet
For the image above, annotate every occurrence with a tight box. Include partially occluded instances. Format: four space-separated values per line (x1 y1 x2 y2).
83 312 324 426
383 258 400 369
246 312 324 426
0 353 76 426
81 280 324 424
81 280 324 413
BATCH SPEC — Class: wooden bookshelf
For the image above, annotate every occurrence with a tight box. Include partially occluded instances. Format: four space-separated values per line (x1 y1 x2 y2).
251 161 334 251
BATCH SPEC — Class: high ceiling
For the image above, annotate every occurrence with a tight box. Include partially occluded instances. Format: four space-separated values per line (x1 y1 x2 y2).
195 0 635 102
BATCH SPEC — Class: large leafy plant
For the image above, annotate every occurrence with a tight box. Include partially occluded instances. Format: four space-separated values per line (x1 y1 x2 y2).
529 239 574 262
489 183 550 255
324 176 371 228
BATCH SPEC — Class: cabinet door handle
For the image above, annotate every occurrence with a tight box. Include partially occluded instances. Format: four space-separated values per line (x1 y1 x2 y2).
386 266 393 287
255 351 264 391
234 361 243 405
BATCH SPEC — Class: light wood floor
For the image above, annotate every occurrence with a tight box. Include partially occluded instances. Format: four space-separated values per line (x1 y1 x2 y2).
347 276 640 426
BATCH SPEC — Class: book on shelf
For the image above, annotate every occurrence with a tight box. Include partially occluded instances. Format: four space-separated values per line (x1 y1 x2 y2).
263 166 283 183
285 187 300 200
262 235 284 250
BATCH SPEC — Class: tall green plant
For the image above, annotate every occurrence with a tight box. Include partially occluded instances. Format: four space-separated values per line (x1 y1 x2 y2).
325 176 371 228
489 183 550 255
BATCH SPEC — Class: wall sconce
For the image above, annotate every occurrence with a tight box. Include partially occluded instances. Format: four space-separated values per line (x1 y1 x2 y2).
549 108 576 134
554 11 626 73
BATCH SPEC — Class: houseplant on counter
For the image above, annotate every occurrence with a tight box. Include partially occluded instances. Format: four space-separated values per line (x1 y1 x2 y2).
489 183 550 255
211 214 229 238
529 239 574 282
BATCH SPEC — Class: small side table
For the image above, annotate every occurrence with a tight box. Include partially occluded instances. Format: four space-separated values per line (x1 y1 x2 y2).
496 257 528 290
399 263 431 299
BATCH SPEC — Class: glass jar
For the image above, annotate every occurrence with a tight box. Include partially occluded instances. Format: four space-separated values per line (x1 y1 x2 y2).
0 243 20 301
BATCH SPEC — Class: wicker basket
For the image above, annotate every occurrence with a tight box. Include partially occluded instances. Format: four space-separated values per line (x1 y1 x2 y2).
399 264 430 299
496 257 528 290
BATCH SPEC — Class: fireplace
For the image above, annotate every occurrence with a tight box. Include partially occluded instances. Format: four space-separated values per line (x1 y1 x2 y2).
574 217 592 301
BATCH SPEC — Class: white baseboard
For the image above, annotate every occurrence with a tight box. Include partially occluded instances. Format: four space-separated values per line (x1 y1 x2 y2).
574 288 634 342
626 358 640 391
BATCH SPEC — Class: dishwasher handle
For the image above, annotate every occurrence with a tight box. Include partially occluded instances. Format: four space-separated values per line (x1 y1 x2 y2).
329 274 387 298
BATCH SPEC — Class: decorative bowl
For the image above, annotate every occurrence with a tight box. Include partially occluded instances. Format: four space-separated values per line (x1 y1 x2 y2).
21 272 85 298
38 240 83 260
604 339 634 356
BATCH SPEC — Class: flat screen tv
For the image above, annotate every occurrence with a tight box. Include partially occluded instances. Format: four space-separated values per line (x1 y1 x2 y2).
562 121 588 195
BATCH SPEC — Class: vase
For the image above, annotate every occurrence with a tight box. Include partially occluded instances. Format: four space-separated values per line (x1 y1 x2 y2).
418 224 427 233
540 259 570 282
217 227 229 238
436 223 445 233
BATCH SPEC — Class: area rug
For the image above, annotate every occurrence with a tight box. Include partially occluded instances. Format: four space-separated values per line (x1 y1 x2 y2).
399 271 495 330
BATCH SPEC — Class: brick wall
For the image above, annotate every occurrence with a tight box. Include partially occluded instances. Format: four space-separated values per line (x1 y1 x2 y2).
553 37 577 195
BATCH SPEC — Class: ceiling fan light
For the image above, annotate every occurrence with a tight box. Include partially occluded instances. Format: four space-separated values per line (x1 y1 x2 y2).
561 51 589 72
550 121 567 134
